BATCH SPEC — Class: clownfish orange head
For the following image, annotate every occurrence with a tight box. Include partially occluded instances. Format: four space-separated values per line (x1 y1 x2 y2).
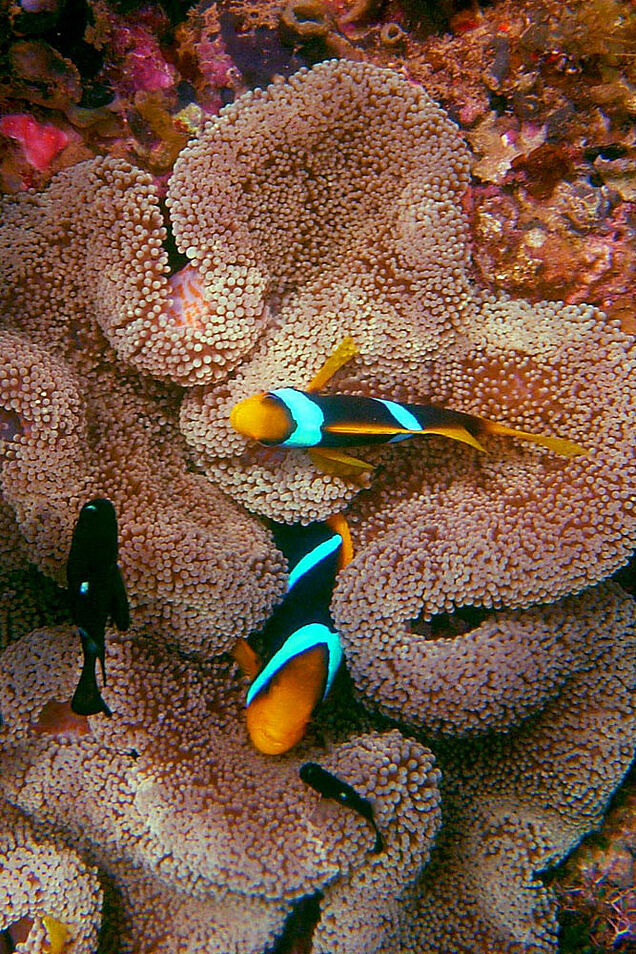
230 393 294 444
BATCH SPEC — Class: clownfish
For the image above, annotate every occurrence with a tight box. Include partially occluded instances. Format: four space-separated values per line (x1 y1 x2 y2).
299 761 383 854
230 338 587 477
66 498 130 717
234 515 352 755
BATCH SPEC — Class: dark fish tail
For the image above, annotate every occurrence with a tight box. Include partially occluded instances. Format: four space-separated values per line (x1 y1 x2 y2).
71 629 112 717
370 820 384 854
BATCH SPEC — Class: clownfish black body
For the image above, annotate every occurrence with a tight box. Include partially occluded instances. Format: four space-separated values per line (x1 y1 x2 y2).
299 761 384 854
66 498 129 717
230 337 587 478
234 515 351 755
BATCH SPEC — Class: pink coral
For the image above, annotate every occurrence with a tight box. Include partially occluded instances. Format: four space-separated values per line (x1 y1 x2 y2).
0 115 68 173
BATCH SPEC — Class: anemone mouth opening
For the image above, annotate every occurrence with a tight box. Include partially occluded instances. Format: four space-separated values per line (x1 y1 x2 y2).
34 699 91 738
2 916 34 952
268 891 323 954
0 408 23 445
410 605 493 639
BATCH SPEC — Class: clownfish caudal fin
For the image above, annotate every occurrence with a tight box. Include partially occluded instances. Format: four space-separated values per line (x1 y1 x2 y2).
307 337 359 392
481 421 588 457
309 447 374 481
232 638 262 681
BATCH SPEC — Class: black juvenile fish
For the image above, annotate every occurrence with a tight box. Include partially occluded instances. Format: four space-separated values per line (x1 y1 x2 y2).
299 761 384 853
66 498 129 716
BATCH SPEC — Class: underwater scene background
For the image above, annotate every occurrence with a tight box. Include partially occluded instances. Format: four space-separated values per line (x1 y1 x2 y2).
0 0 634 952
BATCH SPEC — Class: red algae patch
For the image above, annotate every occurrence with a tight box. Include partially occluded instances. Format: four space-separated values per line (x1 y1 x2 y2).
34 700 91 739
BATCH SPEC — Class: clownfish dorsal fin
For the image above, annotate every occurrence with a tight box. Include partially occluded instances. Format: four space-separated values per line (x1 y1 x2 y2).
307 337 359 393
309 447 374 480
481 420 588 457
325 512 354 570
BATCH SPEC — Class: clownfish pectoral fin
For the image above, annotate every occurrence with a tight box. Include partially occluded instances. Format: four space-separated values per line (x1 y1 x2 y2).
325 512 354 570
481 420 588 457
418 425 487 453
309 447 374 480
42 916 69 954
232 638 262 681
307 337 359 392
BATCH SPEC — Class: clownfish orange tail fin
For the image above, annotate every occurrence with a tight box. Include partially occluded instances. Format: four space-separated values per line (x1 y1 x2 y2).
482 421 588 457
307 337 359 393
232 638 262 681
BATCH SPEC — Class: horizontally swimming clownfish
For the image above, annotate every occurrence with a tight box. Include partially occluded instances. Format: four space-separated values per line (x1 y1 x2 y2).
299 761 384 854
230 338 588 478
66 498 130 717
233 515 352 755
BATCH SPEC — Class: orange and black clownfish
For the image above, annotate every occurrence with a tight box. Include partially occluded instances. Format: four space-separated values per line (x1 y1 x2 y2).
230 338 588 478
66 498 130 717
233 515 352 755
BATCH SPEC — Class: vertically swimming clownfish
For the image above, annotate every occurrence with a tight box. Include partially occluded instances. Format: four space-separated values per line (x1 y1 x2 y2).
299 761 384 853
230 338 588 478
234 515 352 755
66 498 130 717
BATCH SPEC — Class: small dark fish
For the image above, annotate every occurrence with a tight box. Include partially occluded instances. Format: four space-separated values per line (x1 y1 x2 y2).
299 761 383 853
66 498 129 717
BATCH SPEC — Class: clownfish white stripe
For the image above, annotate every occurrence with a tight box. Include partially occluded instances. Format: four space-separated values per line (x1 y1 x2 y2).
376 398 422 432
273 388 324 447
287 534 342 591
246 623 342 707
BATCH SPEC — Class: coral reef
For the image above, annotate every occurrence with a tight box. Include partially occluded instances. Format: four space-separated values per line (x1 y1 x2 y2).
0 7 634 952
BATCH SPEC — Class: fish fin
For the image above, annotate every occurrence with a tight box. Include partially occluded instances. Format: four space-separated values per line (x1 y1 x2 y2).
42 916 69 954
371 824 384 853
309 447 374 479
109 565 130 631
322 421 417 437
323 420 488 452
232 638 262 680
325 513 354 570
418 425 487 452
71 666 112 717
72 630 111 717
306 337 359 392
482 421 588 457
